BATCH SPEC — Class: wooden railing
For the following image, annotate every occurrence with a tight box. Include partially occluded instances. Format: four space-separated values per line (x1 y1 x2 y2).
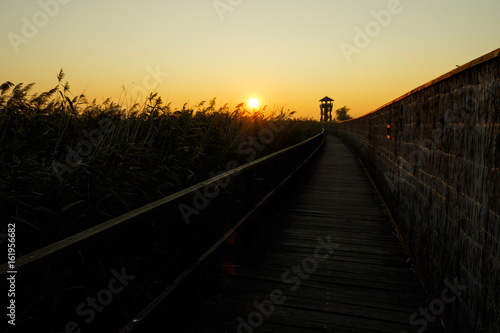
1 129 325 333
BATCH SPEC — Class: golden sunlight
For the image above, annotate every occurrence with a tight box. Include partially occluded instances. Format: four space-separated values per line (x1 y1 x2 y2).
248 98 259 109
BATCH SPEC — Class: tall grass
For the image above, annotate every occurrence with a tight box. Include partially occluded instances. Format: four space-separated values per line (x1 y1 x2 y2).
0 71 321 255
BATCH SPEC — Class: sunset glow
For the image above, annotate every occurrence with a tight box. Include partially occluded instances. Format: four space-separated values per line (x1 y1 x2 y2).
1 1 499 119
248 98 259 109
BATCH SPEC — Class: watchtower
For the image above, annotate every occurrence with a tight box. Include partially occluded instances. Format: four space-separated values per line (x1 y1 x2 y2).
320 96 334 122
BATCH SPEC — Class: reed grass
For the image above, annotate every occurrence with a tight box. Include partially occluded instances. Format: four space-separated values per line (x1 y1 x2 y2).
0 71 321 255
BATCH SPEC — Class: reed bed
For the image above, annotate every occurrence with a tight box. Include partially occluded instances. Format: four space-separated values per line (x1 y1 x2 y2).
0 72 321 256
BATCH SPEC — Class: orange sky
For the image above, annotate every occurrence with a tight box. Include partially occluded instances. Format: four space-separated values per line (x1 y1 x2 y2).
1 0 500 119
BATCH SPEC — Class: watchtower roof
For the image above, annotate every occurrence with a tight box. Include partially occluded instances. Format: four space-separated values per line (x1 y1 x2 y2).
320 96 334 102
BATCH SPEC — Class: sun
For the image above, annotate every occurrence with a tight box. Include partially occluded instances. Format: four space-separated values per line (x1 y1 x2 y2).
248 98 259 109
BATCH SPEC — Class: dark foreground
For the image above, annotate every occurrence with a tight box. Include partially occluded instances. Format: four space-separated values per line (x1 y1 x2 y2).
161 136 446 333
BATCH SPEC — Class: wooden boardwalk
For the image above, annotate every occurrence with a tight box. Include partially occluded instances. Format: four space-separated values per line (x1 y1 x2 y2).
166 135 445 333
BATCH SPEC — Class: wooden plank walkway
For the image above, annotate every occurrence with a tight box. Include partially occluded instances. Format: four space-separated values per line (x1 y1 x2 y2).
166 135 445 333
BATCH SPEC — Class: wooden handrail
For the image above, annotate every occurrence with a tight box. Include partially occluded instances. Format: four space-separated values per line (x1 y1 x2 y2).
0 129 325 275
120 129 325 332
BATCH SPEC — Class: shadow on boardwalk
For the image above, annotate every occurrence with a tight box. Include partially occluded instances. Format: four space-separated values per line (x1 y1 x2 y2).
166 135 446 333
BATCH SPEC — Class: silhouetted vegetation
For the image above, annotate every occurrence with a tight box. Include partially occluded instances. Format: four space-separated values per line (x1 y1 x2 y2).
335 106 353 121
0 71 322 255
